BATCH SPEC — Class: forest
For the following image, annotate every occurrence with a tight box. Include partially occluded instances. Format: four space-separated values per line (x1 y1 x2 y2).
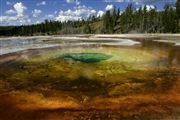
0 0 179 36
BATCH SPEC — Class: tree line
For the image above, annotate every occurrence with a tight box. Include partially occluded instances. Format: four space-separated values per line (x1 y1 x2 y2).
0 0 179 36
103 1 179 33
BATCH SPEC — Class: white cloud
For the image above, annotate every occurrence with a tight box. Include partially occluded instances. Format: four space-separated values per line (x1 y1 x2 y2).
146 5 155 11
54 11 58 14
66 0 74 3
97 10 104 17
36 21 41 24
0 15 31 26
105 4 114 11
14 2 27 17
66 0 80 5
6 1 14 5
55 5 96 22
134 0 159 3
47 14 54 19
105 0 124 2
104 0 163 5
36 1 46 6
136 5 155 11
32 9 42 17
105 0 157 2
106 0 157 12
5 9 16 15
0 2 30 26
0 16 17 21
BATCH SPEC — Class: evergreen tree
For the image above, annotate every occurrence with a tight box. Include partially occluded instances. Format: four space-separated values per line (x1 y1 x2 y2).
103 10 111 33
147 7 157 33
0 2 179 36
176 0 180 32
162 4 177 33
142 5 148 33
176 0 180 18
84 23 91 34
120 4 134 33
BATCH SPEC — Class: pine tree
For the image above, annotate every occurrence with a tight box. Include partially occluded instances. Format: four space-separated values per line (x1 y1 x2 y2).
176 0 180 32
148 7 157 33
103 10 111 33
163 4 177 33
112 7 120 33
142 5 148 33
122 4 134 33
84 23 91 34
176 0 180 18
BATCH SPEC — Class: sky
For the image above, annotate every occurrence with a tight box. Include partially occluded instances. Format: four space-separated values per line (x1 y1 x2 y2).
0 0 177 26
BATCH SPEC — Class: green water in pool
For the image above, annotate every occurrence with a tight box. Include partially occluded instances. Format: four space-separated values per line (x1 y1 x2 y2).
60 53 112 63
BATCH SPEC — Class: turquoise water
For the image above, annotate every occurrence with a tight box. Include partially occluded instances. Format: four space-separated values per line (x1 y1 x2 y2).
61 53 112 63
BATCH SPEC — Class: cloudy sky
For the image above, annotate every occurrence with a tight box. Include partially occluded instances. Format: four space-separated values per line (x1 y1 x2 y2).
0 0 176 26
